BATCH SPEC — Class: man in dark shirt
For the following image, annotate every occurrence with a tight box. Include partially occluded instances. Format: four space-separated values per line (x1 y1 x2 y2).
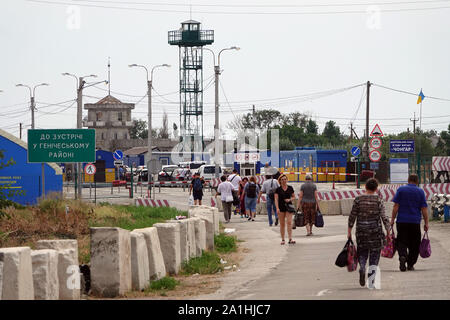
391 174 429 272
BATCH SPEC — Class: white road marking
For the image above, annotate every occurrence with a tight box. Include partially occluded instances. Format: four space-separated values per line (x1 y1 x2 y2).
316 289 332 296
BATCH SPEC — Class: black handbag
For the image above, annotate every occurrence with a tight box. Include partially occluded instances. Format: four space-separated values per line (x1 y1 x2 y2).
335 240 351 268
294 211 305 227
315 210 324 228
286 202 296 213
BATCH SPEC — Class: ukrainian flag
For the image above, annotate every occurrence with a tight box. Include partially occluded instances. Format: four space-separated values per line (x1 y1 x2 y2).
417 89 425 104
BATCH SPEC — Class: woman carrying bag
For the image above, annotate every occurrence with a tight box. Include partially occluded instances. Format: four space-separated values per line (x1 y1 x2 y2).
297 174 320 236
275 174 296 245
348 178 391 288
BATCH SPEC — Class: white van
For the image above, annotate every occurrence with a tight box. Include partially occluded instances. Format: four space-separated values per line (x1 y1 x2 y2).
198 164 224 180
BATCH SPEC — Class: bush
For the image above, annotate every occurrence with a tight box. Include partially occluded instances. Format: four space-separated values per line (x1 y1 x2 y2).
181 251 223 275
214 233 237 253
147 276 179 291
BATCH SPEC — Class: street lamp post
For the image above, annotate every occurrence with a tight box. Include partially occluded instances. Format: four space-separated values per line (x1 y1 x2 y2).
62 73 104 199
16 83 49 198
203 47 240 179
129 63 170 198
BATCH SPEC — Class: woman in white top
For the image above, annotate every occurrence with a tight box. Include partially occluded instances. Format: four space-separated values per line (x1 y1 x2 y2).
216 175 235 223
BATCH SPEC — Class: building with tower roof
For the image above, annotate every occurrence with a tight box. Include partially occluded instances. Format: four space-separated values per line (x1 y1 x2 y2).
83 94 135 151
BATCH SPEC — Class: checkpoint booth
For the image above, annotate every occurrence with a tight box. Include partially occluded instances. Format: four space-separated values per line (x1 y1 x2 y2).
233 151 261 177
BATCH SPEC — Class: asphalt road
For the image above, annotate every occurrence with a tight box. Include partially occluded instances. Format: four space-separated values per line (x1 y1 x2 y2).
198 215 450 300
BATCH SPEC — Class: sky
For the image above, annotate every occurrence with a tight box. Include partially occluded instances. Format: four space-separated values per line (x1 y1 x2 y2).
1 0 450 143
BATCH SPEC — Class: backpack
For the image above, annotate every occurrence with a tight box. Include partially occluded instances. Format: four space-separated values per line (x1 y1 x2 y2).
193 178 202 192
267 179 275 201
247 183 257 198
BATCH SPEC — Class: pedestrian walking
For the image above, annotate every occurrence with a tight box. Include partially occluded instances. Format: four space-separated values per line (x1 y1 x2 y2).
348 178 390 288
297 174 320 236
239 177 249 218
390 174 429 272
189 172 204 205
259 174 280 226
275 174 296 245
244 176 260 221
216 175 235 223
227 169 242 215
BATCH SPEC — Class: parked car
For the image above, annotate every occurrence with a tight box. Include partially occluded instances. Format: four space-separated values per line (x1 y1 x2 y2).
197 164 224 181
158 165 179 181
173 168 191 181
179 161 206 175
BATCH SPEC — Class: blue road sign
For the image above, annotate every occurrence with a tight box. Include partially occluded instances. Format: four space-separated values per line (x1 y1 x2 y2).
390 140 415 153
351 146 361 157
113 150 124 161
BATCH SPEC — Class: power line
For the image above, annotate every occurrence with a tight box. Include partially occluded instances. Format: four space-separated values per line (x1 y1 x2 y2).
70 0 450 8
27 0 450 14
373 83 450 102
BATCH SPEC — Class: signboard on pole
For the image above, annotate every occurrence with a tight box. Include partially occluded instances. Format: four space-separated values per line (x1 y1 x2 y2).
28 129 95 163
113 150 123 161
351 146 361 157
390 158 409 183
370 124 383 136
390 140 415 153
369 150 381 162
84 163 96 175
370 137 382 149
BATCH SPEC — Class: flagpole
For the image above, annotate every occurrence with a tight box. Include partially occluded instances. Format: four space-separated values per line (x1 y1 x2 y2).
418 88 423 183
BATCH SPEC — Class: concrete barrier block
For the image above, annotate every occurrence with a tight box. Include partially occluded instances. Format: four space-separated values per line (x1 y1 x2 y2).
37 240 80 300
186 218 196 258
190 213 214 251
0 247 34 300
191 217 206 256
340 198 355 216
189 206 219 234
319 200 342 215
133 227 166 281
153 223 181 275
57 249 81 300
36 240 78 263
167 219 189 264
130 232 150 291
31 249 59 300
90 227 132 298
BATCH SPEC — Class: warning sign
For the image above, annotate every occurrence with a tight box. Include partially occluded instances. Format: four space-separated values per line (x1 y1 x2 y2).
370 124 383 137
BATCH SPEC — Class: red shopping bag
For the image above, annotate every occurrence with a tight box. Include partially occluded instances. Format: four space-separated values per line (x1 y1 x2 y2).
381 227 396 259
347 239 358 272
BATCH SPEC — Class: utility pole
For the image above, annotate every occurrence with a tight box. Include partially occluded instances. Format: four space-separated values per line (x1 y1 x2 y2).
129 63 170 198
16 83 49 198
365 81 371 161
63 72 104 200
411 112 419 179
349 123 353 142
19 123 22 139
214 64 220 179
202 46 240 179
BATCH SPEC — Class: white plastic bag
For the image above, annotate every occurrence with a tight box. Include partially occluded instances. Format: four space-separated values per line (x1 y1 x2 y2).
188 195 194 206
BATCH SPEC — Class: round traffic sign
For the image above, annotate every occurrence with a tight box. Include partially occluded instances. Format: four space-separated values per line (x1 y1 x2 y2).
85 163 97 175
369 150 381 162
113 150 123 161
351 146 361 157
370 137 382 149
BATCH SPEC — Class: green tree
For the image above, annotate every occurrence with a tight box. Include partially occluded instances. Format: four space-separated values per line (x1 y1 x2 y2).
439 124 450 156
129 119 157 140
322 121 344 145
306 119 318 135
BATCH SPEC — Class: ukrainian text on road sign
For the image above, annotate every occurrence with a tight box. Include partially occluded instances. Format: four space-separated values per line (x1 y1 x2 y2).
28 129 96 163
389 140 415 153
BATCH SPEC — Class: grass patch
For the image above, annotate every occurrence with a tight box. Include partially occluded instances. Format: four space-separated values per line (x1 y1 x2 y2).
145 276 179 292
181 251 223 275
0 198 187 264
214 233 237 253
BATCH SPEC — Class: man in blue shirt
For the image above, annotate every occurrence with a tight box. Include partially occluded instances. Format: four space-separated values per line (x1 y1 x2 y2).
390 174 429 272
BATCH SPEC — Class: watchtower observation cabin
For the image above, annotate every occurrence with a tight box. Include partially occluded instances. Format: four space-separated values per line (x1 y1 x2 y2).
168 20 214 152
